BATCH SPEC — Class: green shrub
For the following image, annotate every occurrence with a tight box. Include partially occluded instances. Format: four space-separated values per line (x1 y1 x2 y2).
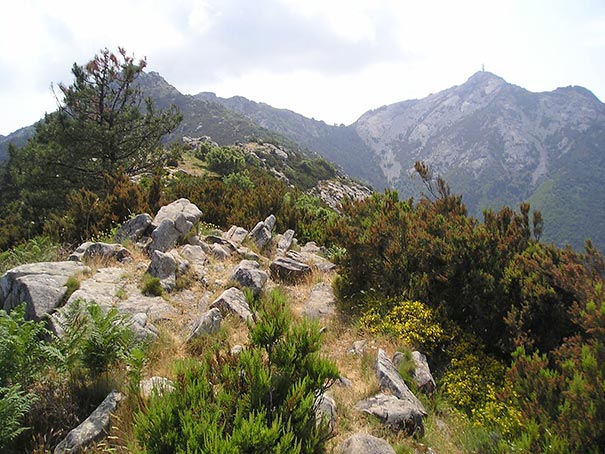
141 274 163 297
0 236 63 274
135 288 339 453
56 300 138 376
206 146 246 175
0 385 35 447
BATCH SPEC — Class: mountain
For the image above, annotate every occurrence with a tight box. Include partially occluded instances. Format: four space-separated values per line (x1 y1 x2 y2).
2 70 604 249
351 71 605 249
195 92 384 188
0 125 35 162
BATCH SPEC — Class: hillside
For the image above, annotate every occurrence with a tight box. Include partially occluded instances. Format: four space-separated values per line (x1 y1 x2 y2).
195 92 384 188
3 70 605 249
352 71 605 249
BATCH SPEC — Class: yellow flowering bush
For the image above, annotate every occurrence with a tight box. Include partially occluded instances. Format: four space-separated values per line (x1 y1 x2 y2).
360 298 445 349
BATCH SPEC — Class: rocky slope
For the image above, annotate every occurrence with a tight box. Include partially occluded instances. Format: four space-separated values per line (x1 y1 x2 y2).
0 198 442 453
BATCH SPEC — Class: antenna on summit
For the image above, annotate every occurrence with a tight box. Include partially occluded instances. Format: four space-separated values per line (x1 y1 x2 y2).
482 63 485 72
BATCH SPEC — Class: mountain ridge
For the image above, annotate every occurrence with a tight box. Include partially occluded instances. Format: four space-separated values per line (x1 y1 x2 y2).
2 70 604 249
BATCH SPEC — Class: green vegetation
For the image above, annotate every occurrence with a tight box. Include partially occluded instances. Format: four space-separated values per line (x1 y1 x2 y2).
0 302 141 452
0 47 181 249
332 165 605 451
141 273 164 297
134 289 339 453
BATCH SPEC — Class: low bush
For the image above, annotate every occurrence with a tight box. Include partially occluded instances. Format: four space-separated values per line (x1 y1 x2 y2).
135 289 339 453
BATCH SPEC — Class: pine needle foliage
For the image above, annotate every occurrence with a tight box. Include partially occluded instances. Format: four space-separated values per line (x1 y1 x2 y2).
135 288 339 453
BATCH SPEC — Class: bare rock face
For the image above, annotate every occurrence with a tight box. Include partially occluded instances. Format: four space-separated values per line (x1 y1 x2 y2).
179 244 208 279
188 307 222 341
230 260 268 296
412 351 436 394
392 351 436 394
209 287 253 321
355 393 425 436
0 261 90 321
54 390 123 454
315 393 337 433
337 433 396 454
114 213 152 243
225 225 249 244
276 229 295 255
69 242 132 263
149 215 193 253
248 214 276 249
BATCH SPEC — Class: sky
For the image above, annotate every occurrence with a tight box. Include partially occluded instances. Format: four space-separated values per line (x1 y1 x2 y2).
1 0 604 135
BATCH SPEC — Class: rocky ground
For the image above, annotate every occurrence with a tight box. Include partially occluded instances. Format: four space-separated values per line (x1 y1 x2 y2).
0 198 447 454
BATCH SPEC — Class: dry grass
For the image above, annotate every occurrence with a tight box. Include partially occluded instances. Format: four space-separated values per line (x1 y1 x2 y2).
63 238 467 454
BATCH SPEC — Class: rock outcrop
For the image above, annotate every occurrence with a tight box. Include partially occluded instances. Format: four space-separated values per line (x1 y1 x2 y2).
54 390 122 454
230 260 268 296
337 433 396 454
270 256 312 283
209 287 253 321
0 261 89 320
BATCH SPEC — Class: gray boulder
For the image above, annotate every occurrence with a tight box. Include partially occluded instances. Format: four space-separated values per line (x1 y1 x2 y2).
179 244 208 278
149 214 194 253
210 243 231 260
392 351 436 395
225 225 249 244
54 390 122 454
236 247 260 261
248 214 276 249
411 351 436 394
287 250 336 273
270 256 312 283
276 229 295 255
356 393 425 436
230 260 268 296
375 349 426 414
147 250 177 291
68 242 131 263
338 433 395 454
66 267 124 308
188 307 222 341
114 213 152 243
128 313 159 341
302 282 336 319
210 287 253 321
151 198 202 229
1 261 89 321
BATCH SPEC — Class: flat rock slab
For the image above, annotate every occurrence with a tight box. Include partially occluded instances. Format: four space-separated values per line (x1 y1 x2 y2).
338 433 396 454
0 261 90 320
68 242 131 263
66 267 125 308
54 390 122 454
270 256 312 283
302 282 336 319
286 250 336 272
117 284 176 321
356 393 425 436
